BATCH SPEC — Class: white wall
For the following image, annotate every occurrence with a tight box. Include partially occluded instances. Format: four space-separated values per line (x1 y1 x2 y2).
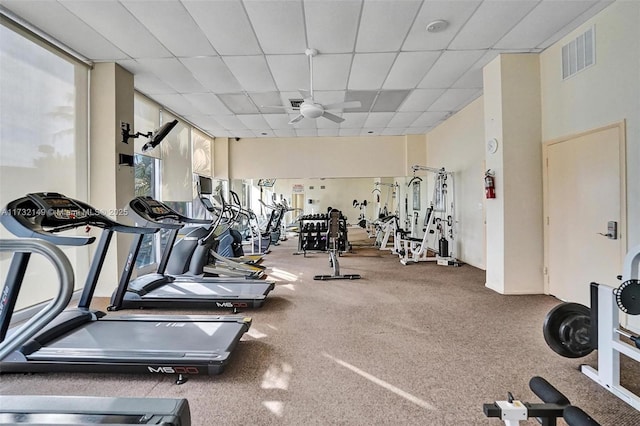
227 135 407 179
426 97 485 269
540 0 640 248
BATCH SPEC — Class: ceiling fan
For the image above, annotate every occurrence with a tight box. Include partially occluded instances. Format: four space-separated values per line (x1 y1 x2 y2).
264 48 361 125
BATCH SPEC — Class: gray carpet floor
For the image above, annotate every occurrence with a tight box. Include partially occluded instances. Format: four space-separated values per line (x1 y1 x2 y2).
1 228 639 425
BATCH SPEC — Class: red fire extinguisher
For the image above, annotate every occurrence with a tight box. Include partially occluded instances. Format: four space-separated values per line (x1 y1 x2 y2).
485 170 495 199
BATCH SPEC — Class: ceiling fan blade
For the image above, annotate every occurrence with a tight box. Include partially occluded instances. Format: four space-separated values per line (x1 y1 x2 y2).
324 100 362 111
260 105 290 109
321 111 345 123
288 114 305 124
298 89 311 101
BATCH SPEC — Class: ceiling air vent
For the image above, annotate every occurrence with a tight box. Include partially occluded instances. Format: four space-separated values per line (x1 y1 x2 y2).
289 99 303 110
562 26 595 80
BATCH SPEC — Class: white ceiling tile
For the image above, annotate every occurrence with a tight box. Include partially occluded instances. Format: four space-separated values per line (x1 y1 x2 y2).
151 93 196 115
249 92 286 114
133 73 177 95
237 114 270 130
313 54 352 91
427 89 480 111
411 111 450 127
224 56 277 92
1 0 128 61
317 128 340 137
135 58 206 93
398 89 446 112
182 0 262 55
295 129 318 137
266 55 309 91
402 1 481 51
364 112 395 128
371 90 411 112
211 130 232 138
304 0 362 53
60 0 171 58
339 128 361 137
180 57 242 93
182 93 232 115
387 112 422 128
361 128 385 136
264 115 293 129
340 113 369 129
356 0 422 52
449 1 538 49
381 128 406 136
418 50 486 88
348 53 397 90
214 115 249 131
243 0 307 54
495 1 597 49
120 1 216 57
274 128 297 137
313 91 347 106
383 51 441 89
255 129 275 137
217 94 260 114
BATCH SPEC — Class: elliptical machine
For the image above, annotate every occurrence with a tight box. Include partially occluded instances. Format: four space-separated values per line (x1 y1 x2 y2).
313 209 361 281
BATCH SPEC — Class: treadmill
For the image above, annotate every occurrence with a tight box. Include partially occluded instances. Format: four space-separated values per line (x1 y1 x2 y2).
0 192 251 383
108 196 274 312
0 238 191 425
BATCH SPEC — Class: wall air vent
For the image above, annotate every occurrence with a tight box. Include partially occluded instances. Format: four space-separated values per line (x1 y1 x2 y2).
562 26 595 80
289 99 303 110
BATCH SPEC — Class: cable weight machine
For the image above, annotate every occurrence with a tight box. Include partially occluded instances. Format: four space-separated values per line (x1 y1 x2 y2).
396 165 460 266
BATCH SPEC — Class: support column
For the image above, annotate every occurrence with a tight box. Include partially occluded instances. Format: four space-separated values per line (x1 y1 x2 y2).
89 63 135 296
483 54 544 294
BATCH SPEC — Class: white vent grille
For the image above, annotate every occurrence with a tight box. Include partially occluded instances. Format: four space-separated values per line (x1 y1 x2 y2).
562 27 595 79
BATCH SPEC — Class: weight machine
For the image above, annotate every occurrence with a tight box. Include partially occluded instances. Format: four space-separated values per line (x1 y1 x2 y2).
370 182 400 250
543 244 640 411
396 166 460 266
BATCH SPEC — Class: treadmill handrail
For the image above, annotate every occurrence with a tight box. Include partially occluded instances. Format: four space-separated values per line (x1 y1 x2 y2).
0 239 74 360
2 194 157 247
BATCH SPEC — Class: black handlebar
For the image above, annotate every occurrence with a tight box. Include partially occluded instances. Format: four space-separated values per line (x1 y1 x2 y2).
1 193 156 246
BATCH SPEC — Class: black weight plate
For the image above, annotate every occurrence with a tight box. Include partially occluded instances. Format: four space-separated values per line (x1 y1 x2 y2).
615 280 640 315
543 302 594 358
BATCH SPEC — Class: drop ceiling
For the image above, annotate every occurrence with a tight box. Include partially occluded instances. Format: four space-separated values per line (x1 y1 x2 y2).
0 0 613 138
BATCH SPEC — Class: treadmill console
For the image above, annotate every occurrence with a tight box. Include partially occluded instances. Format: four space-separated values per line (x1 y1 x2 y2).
131 197 181 222
27 192 89 224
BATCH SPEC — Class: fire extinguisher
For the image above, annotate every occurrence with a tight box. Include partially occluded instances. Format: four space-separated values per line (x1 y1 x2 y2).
485 170 496 199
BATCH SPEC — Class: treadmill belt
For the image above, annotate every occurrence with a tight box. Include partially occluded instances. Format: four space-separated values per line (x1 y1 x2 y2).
154 281 272 298
28 319 246 362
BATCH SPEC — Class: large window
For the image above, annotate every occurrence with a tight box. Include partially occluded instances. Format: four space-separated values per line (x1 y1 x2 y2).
0 21 89 309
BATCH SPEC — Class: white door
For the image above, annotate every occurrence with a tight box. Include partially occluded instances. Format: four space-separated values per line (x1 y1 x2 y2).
545 123 625 306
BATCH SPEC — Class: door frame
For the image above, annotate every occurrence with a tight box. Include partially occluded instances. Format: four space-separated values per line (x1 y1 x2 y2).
542 120 627 295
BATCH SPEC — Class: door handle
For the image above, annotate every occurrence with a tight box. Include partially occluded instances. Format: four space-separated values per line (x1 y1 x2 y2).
597 221 618 240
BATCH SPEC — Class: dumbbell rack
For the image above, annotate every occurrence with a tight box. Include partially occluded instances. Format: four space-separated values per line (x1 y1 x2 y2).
295 214 349 256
